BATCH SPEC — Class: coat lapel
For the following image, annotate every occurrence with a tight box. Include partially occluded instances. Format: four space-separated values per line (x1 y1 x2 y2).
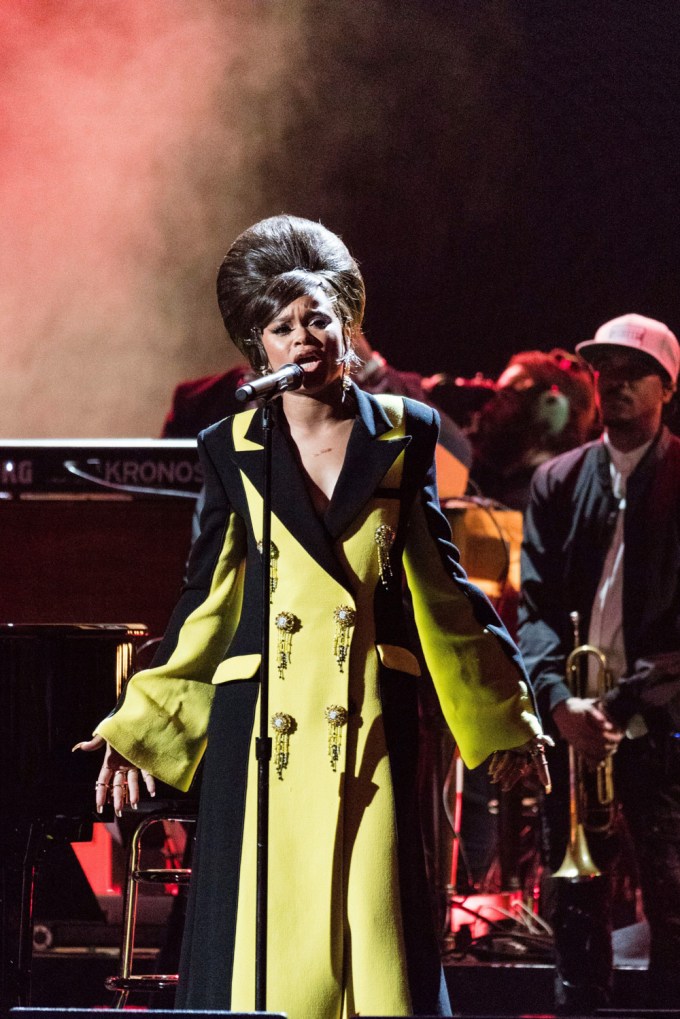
233 405 352 592
324 386 410 539
231 386 410 589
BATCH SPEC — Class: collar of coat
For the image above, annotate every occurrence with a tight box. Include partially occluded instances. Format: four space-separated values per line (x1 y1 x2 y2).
228 384 412 588
594 423 671 492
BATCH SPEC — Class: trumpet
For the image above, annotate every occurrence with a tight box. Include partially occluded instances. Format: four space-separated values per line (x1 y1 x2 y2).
553 611 615 880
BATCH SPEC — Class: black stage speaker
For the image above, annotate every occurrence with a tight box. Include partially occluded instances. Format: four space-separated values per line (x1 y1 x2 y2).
10 1010 287 1018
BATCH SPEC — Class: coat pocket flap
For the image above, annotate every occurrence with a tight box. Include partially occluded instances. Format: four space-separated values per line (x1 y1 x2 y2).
213 654 262 685
376 643 421 677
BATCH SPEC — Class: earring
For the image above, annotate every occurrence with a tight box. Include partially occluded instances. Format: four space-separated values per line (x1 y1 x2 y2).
341 328 356 402
341 358 352 400
243 327 270 375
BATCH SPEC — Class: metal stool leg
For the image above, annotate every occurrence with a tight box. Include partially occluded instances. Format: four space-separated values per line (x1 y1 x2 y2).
105 810 196 1007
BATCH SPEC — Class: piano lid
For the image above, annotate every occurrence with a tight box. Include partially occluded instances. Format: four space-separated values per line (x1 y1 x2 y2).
0 438 201 500
0 622 148 637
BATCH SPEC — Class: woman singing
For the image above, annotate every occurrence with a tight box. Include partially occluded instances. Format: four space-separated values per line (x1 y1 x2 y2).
77 215 550 1018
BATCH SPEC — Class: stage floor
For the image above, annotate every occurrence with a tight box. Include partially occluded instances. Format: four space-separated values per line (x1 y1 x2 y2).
25 890 653 1013
29 949 648 1013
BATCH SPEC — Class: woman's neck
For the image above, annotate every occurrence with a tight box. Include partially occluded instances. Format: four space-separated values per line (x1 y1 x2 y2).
280 382 352 432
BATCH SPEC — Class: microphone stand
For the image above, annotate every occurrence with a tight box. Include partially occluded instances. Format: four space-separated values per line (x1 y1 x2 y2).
237 366 301 1011
255 396 275 1012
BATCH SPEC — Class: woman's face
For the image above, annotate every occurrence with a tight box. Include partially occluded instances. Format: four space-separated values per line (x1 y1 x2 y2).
261 289 347 394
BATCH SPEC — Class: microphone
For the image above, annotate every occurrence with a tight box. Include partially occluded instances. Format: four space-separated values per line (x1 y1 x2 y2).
234 363 305 402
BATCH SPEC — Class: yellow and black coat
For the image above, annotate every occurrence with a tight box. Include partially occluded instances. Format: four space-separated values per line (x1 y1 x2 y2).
97 385 540 1019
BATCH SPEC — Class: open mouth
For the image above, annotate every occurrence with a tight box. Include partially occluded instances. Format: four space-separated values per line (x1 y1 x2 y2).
296 353 323 373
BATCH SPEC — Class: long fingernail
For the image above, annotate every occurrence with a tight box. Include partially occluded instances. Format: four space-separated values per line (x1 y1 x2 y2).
97 804 103 814
131 802 138 810
71 743 81 752
116 809 122 817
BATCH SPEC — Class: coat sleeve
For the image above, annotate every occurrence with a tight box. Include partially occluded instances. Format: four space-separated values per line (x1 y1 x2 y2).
402 407 541 769
517 463 573 727
95 431 248 790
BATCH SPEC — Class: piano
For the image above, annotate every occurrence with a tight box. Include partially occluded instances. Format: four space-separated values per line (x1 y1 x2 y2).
0 441 201 1009
0 438 201 500
0 440 200 637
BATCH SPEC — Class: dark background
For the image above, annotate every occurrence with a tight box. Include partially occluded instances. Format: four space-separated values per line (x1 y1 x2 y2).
256 0 680 379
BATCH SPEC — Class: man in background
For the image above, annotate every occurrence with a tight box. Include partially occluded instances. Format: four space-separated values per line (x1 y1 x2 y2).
519 313 680 1011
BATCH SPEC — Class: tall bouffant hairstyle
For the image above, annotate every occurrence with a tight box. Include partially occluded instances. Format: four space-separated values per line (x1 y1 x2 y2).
216 215 365 372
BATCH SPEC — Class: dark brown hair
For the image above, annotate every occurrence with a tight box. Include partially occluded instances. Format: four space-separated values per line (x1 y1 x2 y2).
216 215 365 370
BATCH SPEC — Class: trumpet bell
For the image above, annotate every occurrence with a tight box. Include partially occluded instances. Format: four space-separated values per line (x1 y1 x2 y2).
553 823 602 880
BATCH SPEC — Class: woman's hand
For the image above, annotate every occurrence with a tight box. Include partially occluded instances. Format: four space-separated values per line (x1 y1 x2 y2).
488 734 554 794
73 735 156 816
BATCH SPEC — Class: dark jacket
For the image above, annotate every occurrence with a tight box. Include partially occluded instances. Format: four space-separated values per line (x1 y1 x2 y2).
161 366 252 437
518 426 680 726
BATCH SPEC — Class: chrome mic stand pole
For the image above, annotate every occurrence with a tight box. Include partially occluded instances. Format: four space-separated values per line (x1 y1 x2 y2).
255 397 274 1011
235 365 302 1012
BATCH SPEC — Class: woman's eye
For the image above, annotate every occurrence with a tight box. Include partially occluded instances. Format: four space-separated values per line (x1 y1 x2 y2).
272 324 292 335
